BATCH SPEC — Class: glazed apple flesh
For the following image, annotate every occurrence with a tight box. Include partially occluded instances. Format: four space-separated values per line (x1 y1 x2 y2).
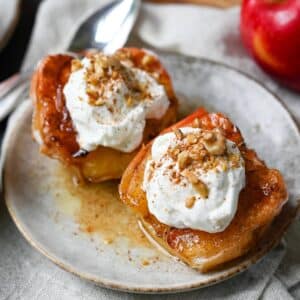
31 48 178 182
119 108 288 272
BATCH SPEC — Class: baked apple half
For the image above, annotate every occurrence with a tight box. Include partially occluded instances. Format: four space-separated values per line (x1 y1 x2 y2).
119 108 288 272
31 48 178 182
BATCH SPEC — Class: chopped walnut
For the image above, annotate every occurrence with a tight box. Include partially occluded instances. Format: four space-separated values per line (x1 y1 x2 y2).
93 60 104 77
189 148 207 161
192 118 200 128
203 132 214 142
177 151 191 170
220 161 228 172
185 196 196 208
203 130 226 155
142 54 153 66
173 176 181 184
111 70 119 79
229 153 241 168
82 52 150 107
193 179 209 199
151 72 160 80
183 170 199 184
186 133 198 145
189 151 200 161
86 73 100 85
169 146 180 160
126 95 133 107
183 170 209 199
174 129 184 140
86 88 99 100
165 127 242 192
94 98 105 106
171 170 181 183
139 82 148 92
71 59 83 72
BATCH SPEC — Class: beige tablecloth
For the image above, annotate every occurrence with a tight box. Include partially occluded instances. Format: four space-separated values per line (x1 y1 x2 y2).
1 1 299 299
0 0 20 50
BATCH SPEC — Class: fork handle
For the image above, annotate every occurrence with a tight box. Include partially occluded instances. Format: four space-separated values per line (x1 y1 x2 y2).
0 70 32 101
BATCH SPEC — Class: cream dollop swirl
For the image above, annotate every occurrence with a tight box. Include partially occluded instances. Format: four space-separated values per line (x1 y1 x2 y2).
142 127 246 233
63 53 170 152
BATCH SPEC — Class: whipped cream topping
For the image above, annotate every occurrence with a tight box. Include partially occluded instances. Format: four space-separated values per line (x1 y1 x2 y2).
63 53 170 152
143 127 246 233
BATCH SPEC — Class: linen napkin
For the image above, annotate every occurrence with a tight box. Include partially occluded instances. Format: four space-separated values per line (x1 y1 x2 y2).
0 0 20 50
1 0 299 299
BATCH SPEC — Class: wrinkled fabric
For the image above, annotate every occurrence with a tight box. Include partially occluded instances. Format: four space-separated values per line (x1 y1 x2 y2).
1 1 299 299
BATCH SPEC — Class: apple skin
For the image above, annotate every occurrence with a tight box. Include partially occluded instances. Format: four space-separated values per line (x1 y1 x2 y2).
240 0 300 91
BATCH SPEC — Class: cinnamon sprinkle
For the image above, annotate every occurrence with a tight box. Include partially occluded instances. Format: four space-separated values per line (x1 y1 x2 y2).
155 128 244 199
70 51 156 107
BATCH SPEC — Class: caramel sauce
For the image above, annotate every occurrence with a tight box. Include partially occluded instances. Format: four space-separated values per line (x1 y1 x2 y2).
31 54 79 162
53 165 151 249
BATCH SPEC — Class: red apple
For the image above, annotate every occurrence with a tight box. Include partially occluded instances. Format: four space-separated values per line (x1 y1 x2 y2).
240 0 300 91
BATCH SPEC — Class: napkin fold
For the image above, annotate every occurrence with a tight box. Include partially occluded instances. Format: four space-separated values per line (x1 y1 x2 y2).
1 0 299 299
0 0 20 50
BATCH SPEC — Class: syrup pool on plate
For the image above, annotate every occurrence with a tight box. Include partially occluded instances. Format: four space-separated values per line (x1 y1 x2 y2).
50 165 168 267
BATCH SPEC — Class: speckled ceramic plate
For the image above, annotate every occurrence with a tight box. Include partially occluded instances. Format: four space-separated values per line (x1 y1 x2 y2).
0 0 20 50
3 54 300 293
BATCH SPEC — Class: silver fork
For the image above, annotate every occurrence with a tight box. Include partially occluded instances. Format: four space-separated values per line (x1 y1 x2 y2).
0 0 141 120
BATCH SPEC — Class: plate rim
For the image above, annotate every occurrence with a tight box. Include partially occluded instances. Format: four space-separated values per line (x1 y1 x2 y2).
3 55 300 294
